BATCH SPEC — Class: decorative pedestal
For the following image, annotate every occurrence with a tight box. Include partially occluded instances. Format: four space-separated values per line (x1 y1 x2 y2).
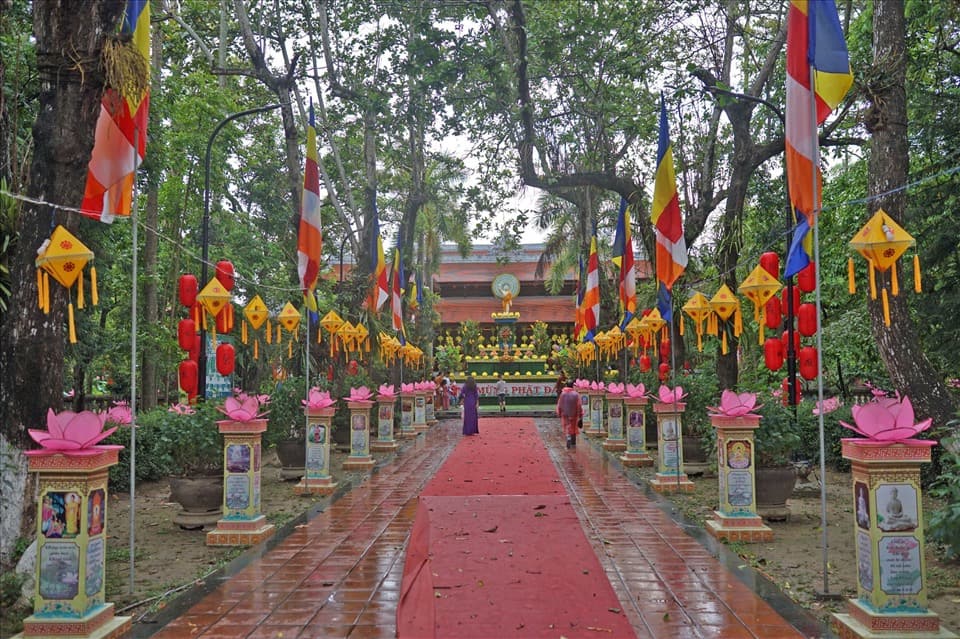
832 439 956 639
413 391 428 433
342 400 375 471
399 392 417 439
705 414 773 543
584 391 606 437
425 392 437 426
602 393 626 451
620 397 653 467
371 396 399 452
18 449 130 639
207 419 275 546
648 402 694 493
294 406 338 496
579 392 592 433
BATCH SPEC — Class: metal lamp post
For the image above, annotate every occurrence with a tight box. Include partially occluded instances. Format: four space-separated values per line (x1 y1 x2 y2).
198 103 282 399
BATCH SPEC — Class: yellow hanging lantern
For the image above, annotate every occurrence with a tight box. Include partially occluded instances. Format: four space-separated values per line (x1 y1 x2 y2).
278 302 301 332
320 310 344 356
338 321 358 353
196 277 232 345
682 292 712 352
35 225 98 344
737 265 783 344
625 316 644 354
241 295 269 359
354 322 370 354
708 283 742 355
848 208 920 327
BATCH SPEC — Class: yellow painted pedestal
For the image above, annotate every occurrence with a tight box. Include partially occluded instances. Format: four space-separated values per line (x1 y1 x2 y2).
620 396 653 467
399 392 417 439
832 439 956 639
648 402 694 493
425 392 437 426
371 397 399 452
294 406 338 496
705 414 773 543
17 448 131 639
342 400 375 471
413 391 428 433
584 391 606 438
207 419 275 546
579 391 593 434
602 393 627 451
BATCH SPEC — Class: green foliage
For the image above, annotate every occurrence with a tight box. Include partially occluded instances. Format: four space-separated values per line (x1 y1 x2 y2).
458 321 481 357
434 344 462 375
530 321 552 357
754 401 803 467
794 400 853 473
0 570 27 630
928 433 960 560
265 376 306 447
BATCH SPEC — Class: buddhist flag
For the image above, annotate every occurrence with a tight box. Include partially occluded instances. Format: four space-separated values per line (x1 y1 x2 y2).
80 0 150 223
390 248 405 344
612 197 636 328
581 235 600 342
574 256 585 341
785 0 853 228
297 104 322 311
408 270 422 311
368 201 390 313
652 95 688 292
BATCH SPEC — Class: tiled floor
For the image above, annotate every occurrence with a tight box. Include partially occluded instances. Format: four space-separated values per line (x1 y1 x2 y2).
138 418 828 638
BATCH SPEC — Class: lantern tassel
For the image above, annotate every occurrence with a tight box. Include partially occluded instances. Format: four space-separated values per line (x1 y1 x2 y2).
266 320 272 344
847 257 856 295
42 272 50 314
869 260 877 300
36 269 44 309
241 321 248 344
891 262 899 296
90 266 98 306
721 329 728 355
276 324 281 344
68 302 77 344
882 288 891 327
288 339 292 358
317 326 322 343
211 323 218 347
733 308 742 337
696 331 703 353
253 338 259 360
77 270 85 310
678 317 684 336
759 315 765 345
913 254 922 293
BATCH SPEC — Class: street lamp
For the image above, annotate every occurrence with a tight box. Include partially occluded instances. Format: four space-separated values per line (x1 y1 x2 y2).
198 103 283 399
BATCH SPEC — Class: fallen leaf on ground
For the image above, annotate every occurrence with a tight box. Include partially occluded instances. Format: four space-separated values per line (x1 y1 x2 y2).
483 525 498 533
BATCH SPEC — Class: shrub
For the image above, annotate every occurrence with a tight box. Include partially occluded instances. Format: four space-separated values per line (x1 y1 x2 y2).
928 430 960 560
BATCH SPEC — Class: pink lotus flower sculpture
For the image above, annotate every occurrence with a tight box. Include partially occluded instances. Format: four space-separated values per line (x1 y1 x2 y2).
574 379 591 390
625 383 646 398
345 386 374 403
418 381 435 392
401 382 416 393
103 401 133 426
708 390 761 417
218 392 268 422
377 384 397 399
168 403 196 415
606 382 625 394
813 397 842 416
590 381 605 392
27 409 120 456
303 388 336 410
840 395 932 442
656 385 687 404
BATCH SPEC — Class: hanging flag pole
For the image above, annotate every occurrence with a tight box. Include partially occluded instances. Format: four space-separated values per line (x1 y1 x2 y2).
127 128 139 595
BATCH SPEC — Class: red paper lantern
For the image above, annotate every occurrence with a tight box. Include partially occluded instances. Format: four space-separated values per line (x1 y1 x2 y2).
799 346 818 380
658 362 670 382
782 287 801 314
177 319 196 351
347 359 359 376
764 296 782 329
781 330 801 356
639 354 651 372
188 333 200 362
764 337 784 371
327 364 335 381
760 252 780 279
215 306 232 334
215 260 235 291
216 343 235 376
659 339 671 359
781 377 802 406
797 303 818 337
178 359 198 396
178 274 198 308
797 262 817 293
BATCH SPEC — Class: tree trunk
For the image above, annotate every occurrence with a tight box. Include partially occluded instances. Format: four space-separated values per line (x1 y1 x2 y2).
0 0 123 558
866 0 958 428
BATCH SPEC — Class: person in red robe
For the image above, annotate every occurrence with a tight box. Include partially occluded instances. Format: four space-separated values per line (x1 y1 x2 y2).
556 382 583 449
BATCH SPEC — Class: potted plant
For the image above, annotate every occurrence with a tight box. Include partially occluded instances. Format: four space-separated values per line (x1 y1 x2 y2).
154 401 226 530
754 399 803 520
266 376 307 480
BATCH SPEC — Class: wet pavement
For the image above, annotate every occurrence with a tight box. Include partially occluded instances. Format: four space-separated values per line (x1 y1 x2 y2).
137 417 829 638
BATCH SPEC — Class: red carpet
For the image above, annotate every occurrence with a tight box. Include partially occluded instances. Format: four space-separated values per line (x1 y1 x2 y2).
397 418 636 638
